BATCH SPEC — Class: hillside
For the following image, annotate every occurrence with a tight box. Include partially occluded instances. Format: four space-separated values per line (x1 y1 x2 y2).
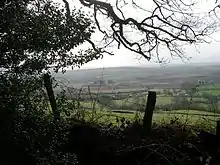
53 63 220 89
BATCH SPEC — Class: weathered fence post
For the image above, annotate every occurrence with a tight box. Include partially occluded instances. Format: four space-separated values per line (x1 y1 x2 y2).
43 73 60 122
143 91 157 135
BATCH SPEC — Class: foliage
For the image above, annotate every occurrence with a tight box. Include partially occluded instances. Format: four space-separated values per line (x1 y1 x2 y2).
98 94 114 106
0 73 45 123
0 1 104 162
0 1 101 163
64 120 220 165
56 89 81 117
0 0 100 74
1 104 78 165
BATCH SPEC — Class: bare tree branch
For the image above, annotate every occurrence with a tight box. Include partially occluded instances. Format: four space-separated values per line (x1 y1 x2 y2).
62 0 218 61
115 0 126 20
209 0 220 20
62 0 113 57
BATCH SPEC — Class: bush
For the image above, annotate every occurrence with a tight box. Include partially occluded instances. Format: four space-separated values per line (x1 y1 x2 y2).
0 73 77 164
98 95 114 106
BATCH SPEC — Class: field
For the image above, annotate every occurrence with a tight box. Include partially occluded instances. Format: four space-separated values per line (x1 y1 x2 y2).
71 108 220 130
62 83 220 130
54 63 220 129
53 63 220 89
199 89 220 95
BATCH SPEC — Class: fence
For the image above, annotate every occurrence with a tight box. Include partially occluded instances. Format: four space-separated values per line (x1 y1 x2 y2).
54 86 220 129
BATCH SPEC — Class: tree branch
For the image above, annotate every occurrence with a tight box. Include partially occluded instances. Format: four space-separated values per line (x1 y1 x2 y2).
62 0 113 57
76 0 217 61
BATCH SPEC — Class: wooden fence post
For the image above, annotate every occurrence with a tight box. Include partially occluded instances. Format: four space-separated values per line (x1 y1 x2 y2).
43 73 60 122
143 91 156 135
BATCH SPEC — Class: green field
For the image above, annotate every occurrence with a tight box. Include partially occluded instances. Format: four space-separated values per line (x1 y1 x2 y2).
54 64 220 130
113 96 172 105
71 108 220 129
199 89 220 95
156 96 172 105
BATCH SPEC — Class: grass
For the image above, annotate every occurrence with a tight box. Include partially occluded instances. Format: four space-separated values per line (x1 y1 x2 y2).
89 88 148 93
62 84 220 128
113 95 172 106
156 96 172 105
155 110 220 124
64 83 220 110
199 84 220 89
71 108 220 130
200 89 220 95
78 101 110 111
75 92 220 113
198 84 220 95
169 109 220 115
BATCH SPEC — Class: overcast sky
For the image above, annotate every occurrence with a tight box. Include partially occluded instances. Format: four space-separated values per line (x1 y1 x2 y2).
80 39 220 69
62 0 220 69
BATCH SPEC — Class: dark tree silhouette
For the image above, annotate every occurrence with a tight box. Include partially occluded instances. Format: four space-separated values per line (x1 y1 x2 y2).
0 0 102 73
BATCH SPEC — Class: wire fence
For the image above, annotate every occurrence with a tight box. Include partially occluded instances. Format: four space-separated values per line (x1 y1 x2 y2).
55 85 220 127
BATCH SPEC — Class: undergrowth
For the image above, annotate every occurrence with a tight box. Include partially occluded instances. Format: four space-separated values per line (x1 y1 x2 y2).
1 75 219 165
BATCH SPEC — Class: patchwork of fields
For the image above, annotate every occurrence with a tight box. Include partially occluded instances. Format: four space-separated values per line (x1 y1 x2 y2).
54 64 220 128
62 85 220 130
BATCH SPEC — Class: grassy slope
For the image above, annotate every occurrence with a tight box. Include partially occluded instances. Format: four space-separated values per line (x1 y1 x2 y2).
73 109 219 130
53 64 220 89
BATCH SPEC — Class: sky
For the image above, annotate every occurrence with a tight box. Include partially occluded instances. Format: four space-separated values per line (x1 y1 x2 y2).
80 39 220 69
61 0 220 69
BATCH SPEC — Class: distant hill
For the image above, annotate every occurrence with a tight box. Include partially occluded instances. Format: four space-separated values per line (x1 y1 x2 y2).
52 63 220 89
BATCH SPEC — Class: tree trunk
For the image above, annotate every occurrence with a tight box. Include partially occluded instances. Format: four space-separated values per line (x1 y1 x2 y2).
143 91 156 135
43 73 59 122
